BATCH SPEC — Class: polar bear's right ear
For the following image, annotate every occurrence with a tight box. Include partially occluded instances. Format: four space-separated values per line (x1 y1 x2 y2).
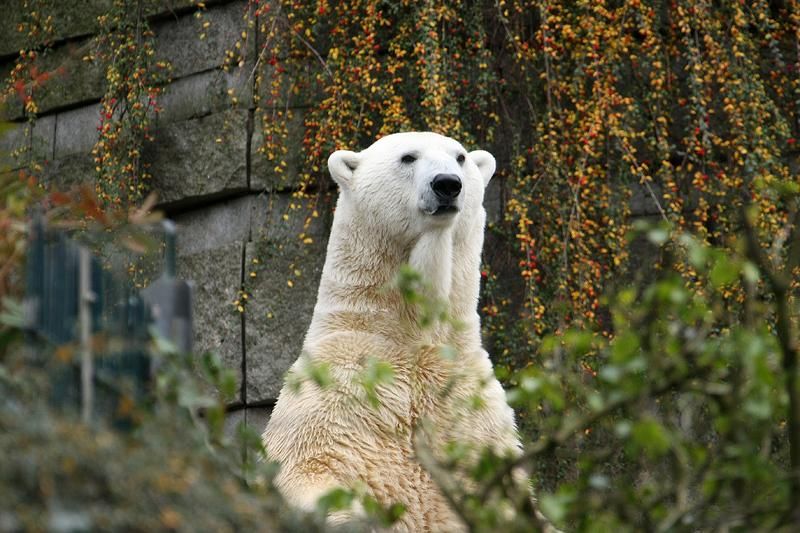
328 150 361 189
469 150 496 188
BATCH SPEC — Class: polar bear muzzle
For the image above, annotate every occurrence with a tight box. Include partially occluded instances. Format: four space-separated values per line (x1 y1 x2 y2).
429 173 462 216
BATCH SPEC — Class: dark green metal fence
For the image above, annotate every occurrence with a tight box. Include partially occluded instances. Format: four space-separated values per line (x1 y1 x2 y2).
24 217 192 425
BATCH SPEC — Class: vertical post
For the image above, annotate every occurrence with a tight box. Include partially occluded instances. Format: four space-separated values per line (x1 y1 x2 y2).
163 219 176 278
79 247 93 424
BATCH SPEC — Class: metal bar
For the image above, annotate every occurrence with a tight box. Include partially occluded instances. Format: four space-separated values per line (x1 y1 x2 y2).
163 220 176 278
79 247 93 424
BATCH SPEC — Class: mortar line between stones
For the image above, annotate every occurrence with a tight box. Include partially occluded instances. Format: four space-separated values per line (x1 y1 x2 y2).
245 0 258 191
239 237 248 406
237 0 258 411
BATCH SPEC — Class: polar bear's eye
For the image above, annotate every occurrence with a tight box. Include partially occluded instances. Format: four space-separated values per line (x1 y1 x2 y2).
456 153 466 164
401 154 417 164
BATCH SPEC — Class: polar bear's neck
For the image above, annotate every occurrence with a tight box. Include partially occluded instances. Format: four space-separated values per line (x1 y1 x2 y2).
313 208 411 316
409 228 453 303
311 207 455 320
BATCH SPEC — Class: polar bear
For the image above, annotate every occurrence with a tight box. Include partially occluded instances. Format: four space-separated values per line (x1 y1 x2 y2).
262 132 523 531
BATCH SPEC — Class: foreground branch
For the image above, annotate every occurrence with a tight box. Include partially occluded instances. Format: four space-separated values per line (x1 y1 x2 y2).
741 210 800 522
480 366 708 506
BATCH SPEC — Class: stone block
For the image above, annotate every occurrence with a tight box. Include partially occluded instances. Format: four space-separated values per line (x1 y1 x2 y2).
32 114 56 161
244 194 329 403
625 214 664 280
484 174 504 225
0 116 55 171
630 179 665 217
54 104 101 158
154 0 251 80
222 409 244 440
174 194 255 255
0 59 24 121
177 240 244 399
253 5 322 109
222 406 272 442
0 123 28 171
35 39 105 115
245 405 272 434
250 107 307 192
145 0 198 19
42 152 96 191
157 64 252 124
0 0 109 59
145 109 248 204
0 0 207 59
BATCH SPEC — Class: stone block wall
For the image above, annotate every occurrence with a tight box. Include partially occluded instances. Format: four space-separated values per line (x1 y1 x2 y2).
0 0 327 433
1 0 666 436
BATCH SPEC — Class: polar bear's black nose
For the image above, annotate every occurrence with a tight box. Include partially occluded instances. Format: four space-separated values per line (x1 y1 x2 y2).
431 174 462 200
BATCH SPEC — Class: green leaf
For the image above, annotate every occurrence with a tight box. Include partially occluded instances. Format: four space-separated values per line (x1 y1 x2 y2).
614 420 632 438
539 489 574 525
588 473 610 490
744 397 772 420
631 418 671 458
302 359 333 389
598 365 622 384
709 256 739 287
742 261 759 284
611 332 640 363
587 392 604 411
647 227 669 245
360 357 395 407
0 298 25 328
316 487 354 513
564 330 594 356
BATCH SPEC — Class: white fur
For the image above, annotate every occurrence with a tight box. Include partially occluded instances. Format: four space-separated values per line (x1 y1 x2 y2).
262 133 522 531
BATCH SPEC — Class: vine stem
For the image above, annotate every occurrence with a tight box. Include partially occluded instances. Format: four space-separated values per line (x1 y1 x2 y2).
741 209 800 523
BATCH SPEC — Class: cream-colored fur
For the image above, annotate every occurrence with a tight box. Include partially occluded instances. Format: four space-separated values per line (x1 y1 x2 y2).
262 133 522 531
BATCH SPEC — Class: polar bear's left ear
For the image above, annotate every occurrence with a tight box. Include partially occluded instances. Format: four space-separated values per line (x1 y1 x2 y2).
469 150 496 188
328 150 361 189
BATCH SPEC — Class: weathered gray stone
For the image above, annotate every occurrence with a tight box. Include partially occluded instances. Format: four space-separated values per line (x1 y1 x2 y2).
0 116 55 171
630 179 666 217
174 194 255 255
34 39 105 115
244 194 328 403
223 409 246 438
177 240 244 399
145 109 248 204
157 64 252 124
0 123 28 171
0 59 24 121
54 104 101 158
625 213 664 279
145 0 200 19
0 0 207 59
245 405 272 433
484 174 504 225
253 7 322 109
223 406 272 441
154 0 251 80
32 114 56 161
43 152 96 190
0 0 109 59
250 107 307 192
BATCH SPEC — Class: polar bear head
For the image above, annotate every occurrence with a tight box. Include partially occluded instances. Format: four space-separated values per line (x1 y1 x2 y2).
327 132 495 238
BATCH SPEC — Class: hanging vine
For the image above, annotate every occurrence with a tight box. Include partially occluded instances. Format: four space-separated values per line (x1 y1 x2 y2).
88 0 171 208
218 0 800 369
